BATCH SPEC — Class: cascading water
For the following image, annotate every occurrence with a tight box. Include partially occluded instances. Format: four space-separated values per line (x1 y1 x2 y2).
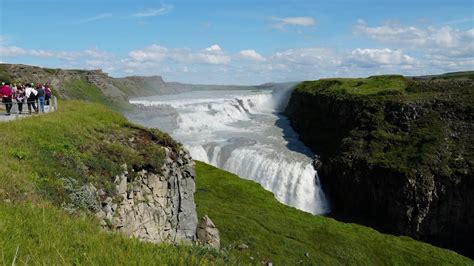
129 88 330 215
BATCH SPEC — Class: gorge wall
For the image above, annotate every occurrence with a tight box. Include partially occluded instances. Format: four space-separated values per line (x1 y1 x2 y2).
285 76 474 257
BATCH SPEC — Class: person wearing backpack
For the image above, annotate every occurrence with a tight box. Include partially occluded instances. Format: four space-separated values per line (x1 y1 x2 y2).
25 83 38 114
1 83 13 115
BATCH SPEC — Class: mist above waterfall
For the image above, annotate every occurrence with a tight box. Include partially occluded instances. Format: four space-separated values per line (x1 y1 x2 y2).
129 87 330 215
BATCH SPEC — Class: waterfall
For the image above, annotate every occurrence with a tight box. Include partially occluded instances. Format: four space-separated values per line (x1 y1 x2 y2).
130 88 330 215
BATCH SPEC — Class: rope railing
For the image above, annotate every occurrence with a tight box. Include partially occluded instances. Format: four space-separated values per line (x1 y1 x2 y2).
0 96 58 116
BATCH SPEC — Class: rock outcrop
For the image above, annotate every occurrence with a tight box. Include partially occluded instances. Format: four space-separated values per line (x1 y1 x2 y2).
285 78 474 257
196 215 220 249
95 148 197 243
63 146 200 244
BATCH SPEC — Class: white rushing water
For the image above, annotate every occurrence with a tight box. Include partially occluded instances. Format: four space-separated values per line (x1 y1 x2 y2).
129 88 330 215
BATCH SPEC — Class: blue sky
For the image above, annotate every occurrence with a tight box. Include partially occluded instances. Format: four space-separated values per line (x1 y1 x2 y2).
1 0 473 84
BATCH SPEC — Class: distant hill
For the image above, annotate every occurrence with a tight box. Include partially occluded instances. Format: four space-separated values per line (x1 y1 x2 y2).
0 63 294 110
0 64 192 109
406 71 474 80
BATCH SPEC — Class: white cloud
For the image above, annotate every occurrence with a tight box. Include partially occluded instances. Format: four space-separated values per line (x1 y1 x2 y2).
353 20 427 46
29 49 69 59
274 17 315 26
128 44 230 65
132 4 174 18
353 20 474 55
271 47 341 66
272 16 316 31
0 46 115 63
0 40 469 85
128 44 168 61
83 48 115 60
349 48 416 67
353 20 474 74
238 50 266 61
0 46 27 57
0 46 72 60
76 13 112 24
204 44 222 53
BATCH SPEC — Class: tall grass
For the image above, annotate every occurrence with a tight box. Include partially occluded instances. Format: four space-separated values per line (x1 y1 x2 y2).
0 203 229 265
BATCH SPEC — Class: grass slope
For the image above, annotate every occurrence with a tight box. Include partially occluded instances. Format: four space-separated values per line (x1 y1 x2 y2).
0 101 230 264
297 74 473 103
0 101 177 204
434 71 474 80
61 79 114 107
0 203 228 265
298 75 408 96
195 162 472 265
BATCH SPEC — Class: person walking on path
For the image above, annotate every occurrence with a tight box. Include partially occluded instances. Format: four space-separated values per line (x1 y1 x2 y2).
25 83 38 114
0 83 13 115
36 84 46 113
15 85 26 114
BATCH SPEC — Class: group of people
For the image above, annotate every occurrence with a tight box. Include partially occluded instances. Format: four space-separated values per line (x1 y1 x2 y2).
0 82 52 115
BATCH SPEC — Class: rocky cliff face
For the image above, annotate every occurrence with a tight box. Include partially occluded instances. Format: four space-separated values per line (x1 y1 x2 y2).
96 148 197 243
285 78 474 257
63 140 199 244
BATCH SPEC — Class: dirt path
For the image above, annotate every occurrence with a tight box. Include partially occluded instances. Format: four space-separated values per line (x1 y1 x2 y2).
0 104 55 122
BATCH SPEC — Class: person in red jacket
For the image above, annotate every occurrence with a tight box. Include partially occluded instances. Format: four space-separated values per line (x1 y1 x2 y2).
1 83 13 115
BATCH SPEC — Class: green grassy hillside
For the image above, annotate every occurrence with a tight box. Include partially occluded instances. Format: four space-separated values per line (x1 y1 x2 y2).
299 75 408 95
0 101 231 264
195 162 472 265
0 101 179 204
60 79 117 108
